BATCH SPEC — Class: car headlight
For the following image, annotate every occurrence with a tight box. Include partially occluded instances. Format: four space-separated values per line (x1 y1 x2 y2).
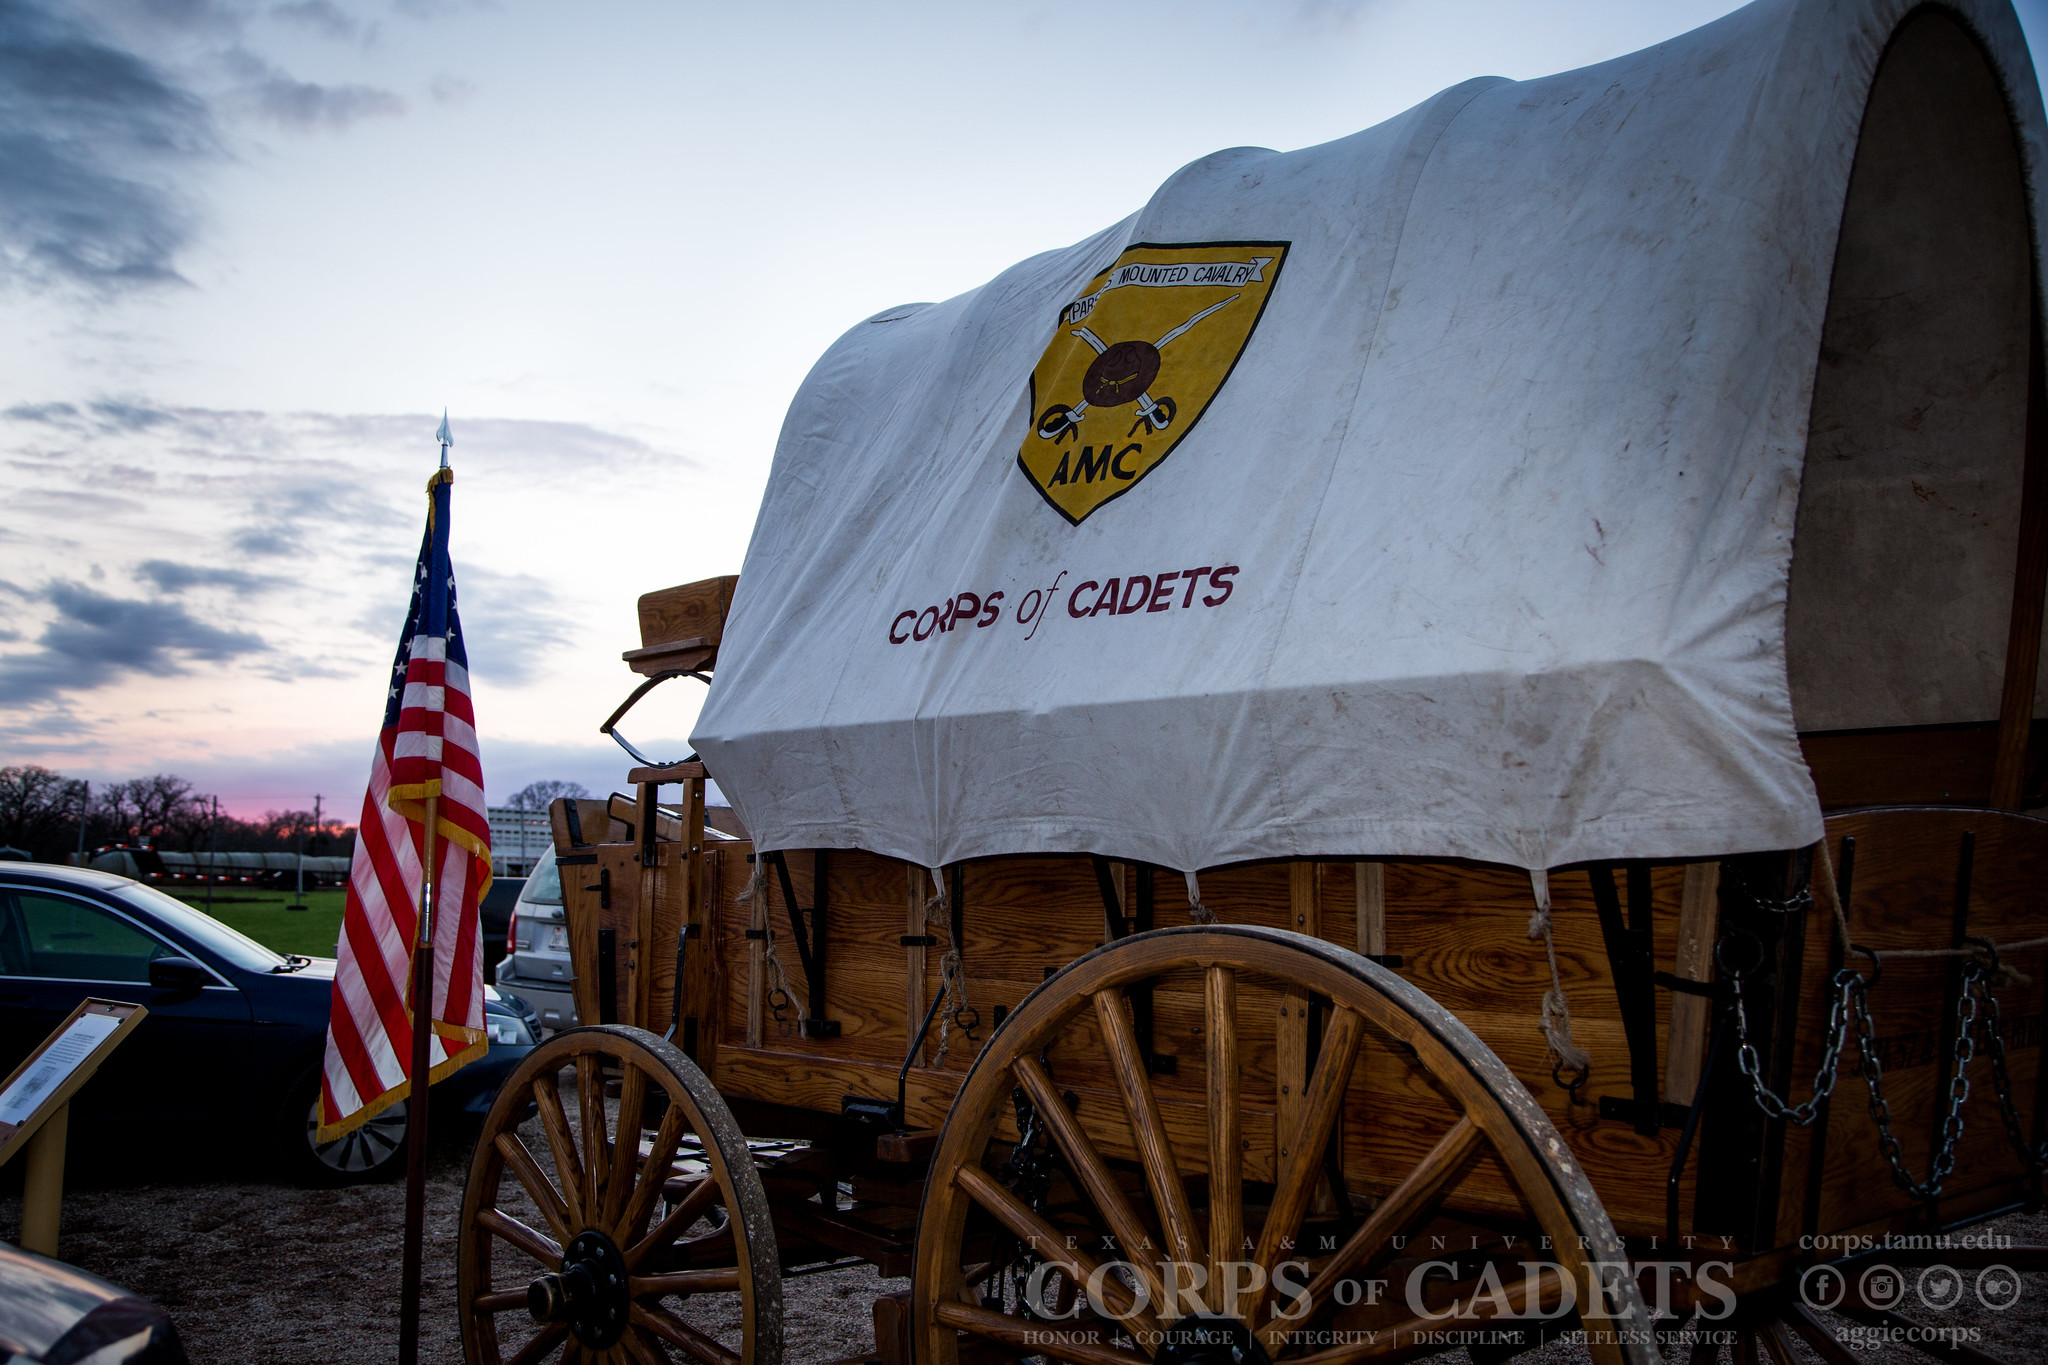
486 1013 535 1046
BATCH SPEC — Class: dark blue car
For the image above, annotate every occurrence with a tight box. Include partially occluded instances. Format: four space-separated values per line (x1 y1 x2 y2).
0 863 536 1184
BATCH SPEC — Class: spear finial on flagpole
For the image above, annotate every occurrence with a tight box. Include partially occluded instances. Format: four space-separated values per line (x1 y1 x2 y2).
436 409 453 468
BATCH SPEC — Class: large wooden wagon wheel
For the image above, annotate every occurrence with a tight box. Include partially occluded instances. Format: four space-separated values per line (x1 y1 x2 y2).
459 1025 783 1365
912 924 1657 1365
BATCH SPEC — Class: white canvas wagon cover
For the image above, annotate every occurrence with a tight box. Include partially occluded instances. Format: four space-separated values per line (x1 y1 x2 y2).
694 0 2048 877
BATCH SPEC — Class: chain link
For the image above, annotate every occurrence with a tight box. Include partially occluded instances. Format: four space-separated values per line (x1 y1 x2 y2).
1969 975 2048 1173
1731 966 1859 1125
1850 960 1979 1200
1729 954 1987 1200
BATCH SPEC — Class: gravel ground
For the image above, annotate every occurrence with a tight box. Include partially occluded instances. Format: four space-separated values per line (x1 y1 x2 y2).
4 1125 2045 1365
0 1120 899 1365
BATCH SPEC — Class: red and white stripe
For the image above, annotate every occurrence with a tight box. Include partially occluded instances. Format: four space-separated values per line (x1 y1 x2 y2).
318 631 491 1139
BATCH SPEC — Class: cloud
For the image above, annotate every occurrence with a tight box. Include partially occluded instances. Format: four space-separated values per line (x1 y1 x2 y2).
136 558 279 594
0 580 266 704
219 46 404 131
87 0 247 38
452 564 575 688
245 70 405 131
269 0 359 42
428 71 473 105
0 0 215 292
391 0 489 19
0 399 675 716
230 527 301 557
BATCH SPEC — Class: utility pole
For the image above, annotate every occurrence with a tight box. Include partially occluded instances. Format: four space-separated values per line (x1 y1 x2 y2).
73 781 88 866
291 794 321 909
206 796 218 917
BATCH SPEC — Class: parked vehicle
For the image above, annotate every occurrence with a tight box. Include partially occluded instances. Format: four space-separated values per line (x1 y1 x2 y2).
491 845 575 1032
0 1240 185 1363
0 863 538 1184
480 873 524 980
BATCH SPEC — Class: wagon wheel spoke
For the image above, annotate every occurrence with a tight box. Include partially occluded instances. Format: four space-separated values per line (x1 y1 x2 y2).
473 1287 529 1315
631 1268 745 1296
1247 1004 1365 1327
504 1320 571 1365
1755 1320 1803 1365
935 1300 1148 1365
626 1173 726 1271
620 1327 670 1365
1094 988 1207 1277
534 1071 588 1230
956 1161 1162 1340
1012 1053 1173 1315
1204 965 1243 1317
604 1063 649 1231
577 1055 610 1222
480 1206 564 1268
631 1301 743 1365
497 1130 576 1246
622 1326 679 1365
1266 1115 1483 1354
616 1096 696 1247
1781 1304 1862 1365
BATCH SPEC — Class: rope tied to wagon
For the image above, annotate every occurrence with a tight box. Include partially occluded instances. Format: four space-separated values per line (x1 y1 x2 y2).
739 855 806 1023
1526 868 1593 1090
1185 870 1218 924
926 867 974 1066
1811 841 2042 987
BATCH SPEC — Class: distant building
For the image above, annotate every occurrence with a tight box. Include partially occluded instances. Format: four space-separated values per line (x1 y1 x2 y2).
487 807 552 878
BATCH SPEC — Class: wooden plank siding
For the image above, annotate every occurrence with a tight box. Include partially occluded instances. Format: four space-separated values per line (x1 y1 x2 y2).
684 810 2046 1251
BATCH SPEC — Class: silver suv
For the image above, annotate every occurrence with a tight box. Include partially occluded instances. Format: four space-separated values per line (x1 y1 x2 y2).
493 844 576 1032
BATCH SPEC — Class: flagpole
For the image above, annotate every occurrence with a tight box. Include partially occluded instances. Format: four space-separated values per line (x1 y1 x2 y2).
398 411 453 1365
397 792 437 1365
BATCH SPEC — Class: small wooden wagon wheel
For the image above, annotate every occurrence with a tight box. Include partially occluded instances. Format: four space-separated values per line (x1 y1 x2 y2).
912 924 1656 1365
459 1025 783 1365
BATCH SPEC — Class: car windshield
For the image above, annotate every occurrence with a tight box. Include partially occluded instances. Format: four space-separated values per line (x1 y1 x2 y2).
521 851 561 906
113 883 288 973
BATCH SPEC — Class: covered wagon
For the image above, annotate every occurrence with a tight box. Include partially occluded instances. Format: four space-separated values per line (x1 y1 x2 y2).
456 1 2048 1362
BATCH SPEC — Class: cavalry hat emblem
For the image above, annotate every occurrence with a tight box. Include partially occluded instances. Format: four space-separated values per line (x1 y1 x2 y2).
1018 240 1289 524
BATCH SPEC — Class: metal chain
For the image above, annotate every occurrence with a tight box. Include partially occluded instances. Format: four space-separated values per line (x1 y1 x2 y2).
1729 953 1987 1200
1730 966 1859 1125
1849 960 1981 1201
1968 975 2048 1172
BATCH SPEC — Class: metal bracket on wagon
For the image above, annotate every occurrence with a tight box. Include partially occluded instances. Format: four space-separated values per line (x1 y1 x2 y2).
598 666 708 769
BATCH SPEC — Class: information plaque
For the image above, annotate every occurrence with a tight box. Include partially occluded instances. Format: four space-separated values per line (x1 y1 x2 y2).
0 998 147 1172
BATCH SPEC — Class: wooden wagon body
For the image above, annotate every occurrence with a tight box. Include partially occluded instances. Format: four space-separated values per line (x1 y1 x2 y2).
532 757 2048 1295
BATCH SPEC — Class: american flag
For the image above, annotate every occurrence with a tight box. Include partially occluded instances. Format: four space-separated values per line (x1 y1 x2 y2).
317 466 492 1141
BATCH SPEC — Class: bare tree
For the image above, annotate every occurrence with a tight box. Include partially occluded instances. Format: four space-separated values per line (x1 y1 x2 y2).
0 766 72 850
262 809 317 843
507 779 590 811
128 774 197 846
94 780 141 846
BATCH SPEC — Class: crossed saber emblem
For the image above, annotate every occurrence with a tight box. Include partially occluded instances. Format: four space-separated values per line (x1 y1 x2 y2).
1035 294 1240 444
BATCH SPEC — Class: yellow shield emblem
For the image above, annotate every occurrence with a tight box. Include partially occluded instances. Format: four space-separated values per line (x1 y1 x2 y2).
1018 240 1289 524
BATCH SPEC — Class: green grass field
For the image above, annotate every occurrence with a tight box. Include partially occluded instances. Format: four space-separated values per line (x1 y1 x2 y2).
166 886 349 958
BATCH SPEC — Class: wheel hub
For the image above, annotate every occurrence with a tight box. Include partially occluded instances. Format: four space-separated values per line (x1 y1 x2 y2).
1156 1314 1270 1365
527 1228 629 1348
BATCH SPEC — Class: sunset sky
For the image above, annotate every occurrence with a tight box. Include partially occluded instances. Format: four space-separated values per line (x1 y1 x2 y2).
3 0 2043 820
